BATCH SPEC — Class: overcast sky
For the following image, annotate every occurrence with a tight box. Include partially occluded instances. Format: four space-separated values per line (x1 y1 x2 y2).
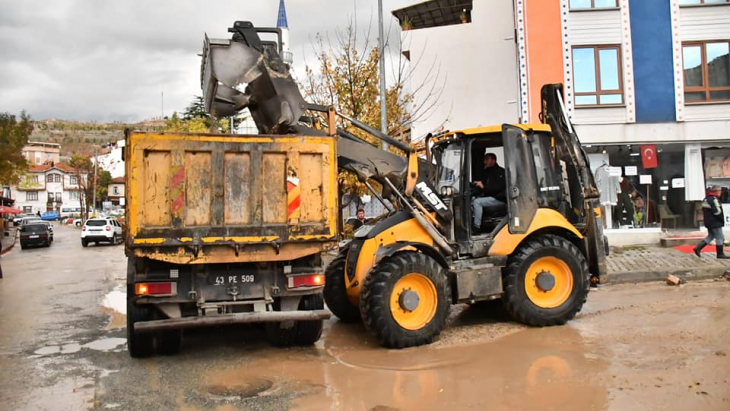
0 0 414 123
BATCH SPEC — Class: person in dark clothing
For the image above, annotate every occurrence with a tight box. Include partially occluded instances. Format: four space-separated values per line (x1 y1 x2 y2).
472 152 506 230
351 209 366 229
694 185 729 259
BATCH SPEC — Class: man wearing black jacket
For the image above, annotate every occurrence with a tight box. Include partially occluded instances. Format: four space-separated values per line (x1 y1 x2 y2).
473 153 506 231
694 185 730 259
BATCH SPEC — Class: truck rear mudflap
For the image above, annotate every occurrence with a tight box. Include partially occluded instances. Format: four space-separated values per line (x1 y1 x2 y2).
133 309 330 333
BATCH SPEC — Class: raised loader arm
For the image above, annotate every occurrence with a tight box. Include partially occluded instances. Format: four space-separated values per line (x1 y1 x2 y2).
200 21 454 255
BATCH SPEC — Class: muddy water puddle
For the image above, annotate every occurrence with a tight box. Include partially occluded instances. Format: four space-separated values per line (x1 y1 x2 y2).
201 324 608 411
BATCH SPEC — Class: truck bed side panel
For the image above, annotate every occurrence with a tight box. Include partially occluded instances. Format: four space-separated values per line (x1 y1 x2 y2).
125 132 338 263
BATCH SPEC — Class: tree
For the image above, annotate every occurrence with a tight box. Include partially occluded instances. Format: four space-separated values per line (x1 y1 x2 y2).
97 170 113 205
300 22 443 214
182 96 209 121
0 111 33 186
177 95 249 134
68 154 92 222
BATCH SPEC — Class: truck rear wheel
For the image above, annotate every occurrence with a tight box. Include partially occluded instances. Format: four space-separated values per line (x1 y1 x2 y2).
126 292 155 358
360 252 451 349
323 249 361 323
502 234 589 326
265 294 324 347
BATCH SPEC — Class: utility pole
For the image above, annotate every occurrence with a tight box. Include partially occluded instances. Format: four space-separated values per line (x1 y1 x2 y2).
378 0 389 151
92 147 98 215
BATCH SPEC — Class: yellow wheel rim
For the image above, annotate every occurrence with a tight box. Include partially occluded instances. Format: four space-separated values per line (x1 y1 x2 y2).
390 273 438 330
524 257 574 309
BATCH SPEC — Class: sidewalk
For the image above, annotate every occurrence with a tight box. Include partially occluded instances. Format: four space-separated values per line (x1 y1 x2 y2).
605 245 730 284
1 226 18 255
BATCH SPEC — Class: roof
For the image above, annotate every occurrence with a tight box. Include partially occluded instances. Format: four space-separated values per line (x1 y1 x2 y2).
111 177 125 184
27 163 78 174
392 0 472 31
435 123 552 142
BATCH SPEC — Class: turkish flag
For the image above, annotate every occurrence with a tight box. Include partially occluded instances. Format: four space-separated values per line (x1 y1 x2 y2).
641 144 658 169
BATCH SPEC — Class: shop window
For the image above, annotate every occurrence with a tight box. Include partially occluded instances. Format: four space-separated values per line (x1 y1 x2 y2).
570 0 618 9
572 46 624 106
679 0 729 5
683 41 730 103
26 191 38 201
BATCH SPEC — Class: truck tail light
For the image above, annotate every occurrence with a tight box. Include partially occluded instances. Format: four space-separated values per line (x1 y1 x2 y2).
135 282 174 295
288 274 324 289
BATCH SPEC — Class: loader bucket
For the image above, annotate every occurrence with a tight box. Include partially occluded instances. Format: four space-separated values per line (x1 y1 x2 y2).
200 21 307 134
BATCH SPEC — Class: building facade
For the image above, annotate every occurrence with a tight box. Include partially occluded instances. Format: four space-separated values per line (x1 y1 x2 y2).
394 0 730 233
107 177 125 206
22 142 61 166
10 164 85 214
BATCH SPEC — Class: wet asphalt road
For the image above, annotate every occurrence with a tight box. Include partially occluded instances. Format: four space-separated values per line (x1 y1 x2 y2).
0 224 729 411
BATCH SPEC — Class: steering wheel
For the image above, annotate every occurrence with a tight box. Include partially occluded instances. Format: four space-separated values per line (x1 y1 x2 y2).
469 182 483 196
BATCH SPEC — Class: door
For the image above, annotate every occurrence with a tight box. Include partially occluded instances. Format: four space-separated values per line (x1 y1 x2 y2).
502 125 538 234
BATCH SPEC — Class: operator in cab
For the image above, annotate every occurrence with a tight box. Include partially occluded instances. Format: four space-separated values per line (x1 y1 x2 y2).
473 153 506 232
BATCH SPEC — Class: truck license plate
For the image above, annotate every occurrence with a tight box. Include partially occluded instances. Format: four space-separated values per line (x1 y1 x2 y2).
29 235 39 239
209 274 256 286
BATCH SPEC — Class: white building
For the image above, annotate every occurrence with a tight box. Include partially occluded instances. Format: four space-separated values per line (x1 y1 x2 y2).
11 164 86 214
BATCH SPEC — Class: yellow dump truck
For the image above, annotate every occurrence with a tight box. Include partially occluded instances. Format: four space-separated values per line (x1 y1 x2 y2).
124 131 338 357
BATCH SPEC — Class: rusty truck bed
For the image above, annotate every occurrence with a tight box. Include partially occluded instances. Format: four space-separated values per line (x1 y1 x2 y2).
124 131 338 264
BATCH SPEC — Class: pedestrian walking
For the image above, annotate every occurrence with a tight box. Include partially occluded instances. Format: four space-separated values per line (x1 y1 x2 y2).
693 184 730 259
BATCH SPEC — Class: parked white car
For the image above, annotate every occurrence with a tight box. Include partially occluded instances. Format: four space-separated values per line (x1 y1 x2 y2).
81 218 123 247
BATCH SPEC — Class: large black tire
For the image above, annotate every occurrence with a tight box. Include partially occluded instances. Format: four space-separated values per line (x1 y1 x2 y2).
126 288 155 358
501 234 589 326
265 294 325 347
111 234 118 245
156 329 182 355
294 294 324 345
323 249 361 323
81 239 88 248
360 252 451 349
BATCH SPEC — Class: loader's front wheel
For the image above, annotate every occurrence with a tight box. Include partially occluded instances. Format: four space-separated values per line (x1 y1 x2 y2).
502 234 589 326
323 249 361 323
360 252 451 349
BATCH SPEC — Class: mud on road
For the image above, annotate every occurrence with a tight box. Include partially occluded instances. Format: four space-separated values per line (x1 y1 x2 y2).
0 225 728 410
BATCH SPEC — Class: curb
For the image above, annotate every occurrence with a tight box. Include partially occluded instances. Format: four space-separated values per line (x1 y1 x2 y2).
1 228 18 256
605 266 728 285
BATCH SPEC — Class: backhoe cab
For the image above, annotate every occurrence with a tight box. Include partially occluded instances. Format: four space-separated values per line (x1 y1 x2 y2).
197 21 607 349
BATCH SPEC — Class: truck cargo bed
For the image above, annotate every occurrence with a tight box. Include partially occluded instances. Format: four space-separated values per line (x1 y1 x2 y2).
125 131 338 264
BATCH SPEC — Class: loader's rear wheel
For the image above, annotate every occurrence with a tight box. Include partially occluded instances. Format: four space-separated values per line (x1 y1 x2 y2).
360 252 451 349
502 235 589 326
323 249 361 323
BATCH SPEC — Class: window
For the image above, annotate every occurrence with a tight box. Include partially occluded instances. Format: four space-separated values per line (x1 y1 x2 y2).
55 193 62 201
113 186 119 195
570 0 618 9
55 174 61 183
70 176 78 185
572 46 623 106
27 175 38 184
70 191 80 200
683 41 730 102
26 192 38 201
678 0 729 5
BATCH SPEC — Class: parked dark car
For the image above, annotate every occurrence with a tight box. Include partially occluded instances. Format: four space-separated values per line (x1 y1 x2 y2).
20 223 52 249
